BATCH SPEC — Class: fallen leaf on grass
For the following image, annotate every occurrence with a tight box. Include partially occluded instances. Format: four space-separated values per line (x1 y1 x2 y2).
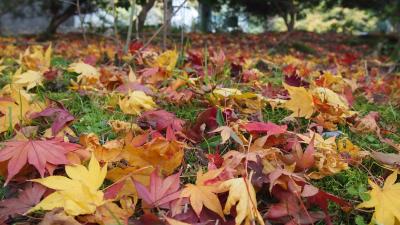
138 109 184 132
134 169 181 209
243 121 287 137
181 169 225 219
358 171 400 225
123 137 184 175
119 91 156 115
13 70 44 90
0 183 45 218
30 102 74 136
283 83 314 119
371 151 400 166
29 154 107 216
68 61 99 83
0 138 80 185
219 177 264 225
80 133 123 163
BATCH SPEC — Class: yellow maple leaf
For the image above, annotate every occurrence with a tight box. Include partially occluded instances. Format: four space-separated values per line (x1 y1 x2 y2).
152 50 178 72
219 177 264 225
20 44 51 72
0 85 42 133
29 154 107 216
13 70 44 90
312 87 349 111
106 166 152 202
213 88 242 97
68 61 100 85
119 91 156 115
181 169 225 219
358 171 400 225
283 83 314 119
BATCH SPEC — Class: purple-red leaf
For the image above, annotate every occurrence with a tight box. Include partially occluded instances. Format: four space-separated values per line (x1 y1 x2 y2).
134 169 181 209
31 103 74 135
0 183 45 218
138 110 184 132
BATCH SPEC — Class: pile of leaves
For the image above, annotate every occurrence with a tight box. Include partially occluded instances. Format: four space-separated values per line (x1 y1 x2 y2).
0 32 399 225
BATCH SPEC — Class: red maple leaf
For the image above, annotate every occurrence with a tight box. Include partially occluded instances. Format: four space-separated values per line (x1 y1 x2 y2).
129 40 143 54
134 169 181 209
243 122 287 137
0 138 80 185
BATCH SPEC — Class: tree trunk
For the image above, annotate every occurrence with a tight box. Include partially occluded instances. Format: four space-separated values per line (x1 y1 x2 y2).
136 0 157 34
199 1 212 33
282 0 296 32
287 12 295 32
38 3 76 41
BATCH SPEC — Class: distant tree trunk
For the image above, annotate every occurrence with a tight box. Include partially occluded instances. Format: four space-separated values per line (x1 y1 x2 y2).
136 0 157 34
285 12 295 32
199 1 212 33
282 0 296 32
38 3 76 41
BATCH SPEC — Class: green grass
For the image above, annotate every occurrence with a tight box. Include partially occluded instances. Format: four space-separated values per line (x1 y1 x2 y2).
312 96 400 224
162 100 206 123
36 91 130 140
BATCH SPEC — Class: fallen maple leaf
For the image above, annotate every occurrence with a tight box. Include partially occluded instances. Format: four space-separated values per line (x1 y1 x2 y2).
30 102 74 136
219 177 264 225
39 208 81 225
210 126 244 146
123 137 184 175
283 83 314 118
181 169 225 219
0 138 80 185
89 202 133 225
312 87 349 111
358 171 400 225
370 151 400 166
294 135 315 171
68 61 99 83
119 91 156 115
0 183 45 218
80 133 123 163
29 154 107 216
20 44 51 72
138 110 184 132
0 85 42 133
13 70 44 90
243 122 287 137
134 169 181 209
152 50 178 72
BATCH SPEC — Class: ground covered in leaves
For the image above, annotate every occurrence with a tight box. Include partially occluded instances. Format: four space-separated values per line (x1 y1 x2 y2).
0 32 399 225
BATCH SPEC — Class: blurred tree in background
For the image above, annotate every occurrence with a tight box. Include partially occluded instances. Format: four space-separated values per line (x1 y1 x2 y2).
225 0 320 32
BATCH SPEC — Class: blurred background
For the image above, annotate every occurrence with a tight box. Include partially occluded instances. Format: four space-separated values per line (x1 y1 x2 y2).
0 0 399 36
1 0 400 59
